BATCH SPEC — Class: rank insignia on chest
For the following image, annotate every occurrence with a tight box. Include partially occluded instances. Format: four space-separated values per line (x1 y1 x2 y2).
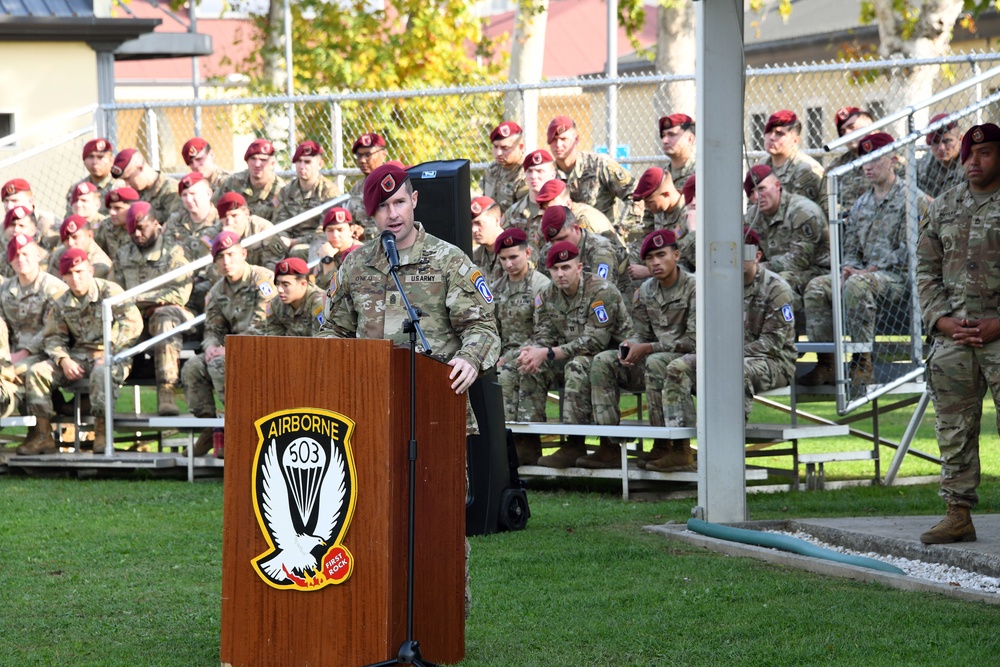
597 263 610 279
259 281 274 297
781 304 794 322
470 270 494 304
592 300 609 323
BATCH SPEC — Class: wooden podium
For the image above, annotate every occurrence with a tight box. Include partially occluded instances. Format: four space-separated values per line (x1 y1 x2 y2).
220 337 466 666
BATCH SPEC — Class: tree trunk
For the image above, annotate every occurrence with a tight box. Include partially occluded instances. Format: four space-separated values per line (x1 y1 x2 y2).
264 0 286 93
507 0 549 148
653 0 696 117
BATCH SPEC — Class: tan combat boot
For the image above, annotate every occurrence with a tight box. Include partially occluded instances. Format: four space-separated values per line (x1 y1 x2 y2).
157 384 179 416
514 434 542 466
637 439 672 469
920 505 977 544
849 353 875 385
15 417 58 455
576 437 620 469
798 353 836 387
192 428 214 457
92 417 107 454
645 439 696 472
536 434 587 468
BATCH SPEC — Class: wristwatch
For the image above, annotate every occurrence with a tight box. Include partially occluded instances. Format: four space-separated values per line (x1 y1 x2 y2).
546 347 555 361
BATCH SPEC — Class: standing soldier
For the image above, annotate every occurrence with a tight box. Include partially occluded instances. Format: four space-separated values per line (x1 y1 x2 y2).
756 110 826 212
658 114 696 191
505 149 555 249
917 113 965 198
217 139 284 223
535 178 619 244
110 148 181 223
540 205 631 300
47 216 113 280
20 249 142 455
257 257 325 337
481 121 527 215
182 231 276 455
181 137 230 196
470 196 505 284
65 138 124 216
314 207 361 289
96 187 140 260
69 182 105 225
346 132 389 239
625 167 687 281
916 123 1000 544
275 140 341 257
823 106 875 216
116 201 194 416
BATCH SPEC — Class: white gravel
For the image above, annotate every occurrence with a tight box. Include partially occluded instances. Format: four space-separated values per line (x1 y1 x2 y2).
765 529 1000 593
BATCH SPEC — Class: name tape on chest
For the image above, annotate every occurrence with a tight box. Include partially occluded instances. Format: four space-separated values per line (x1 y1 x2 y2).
470 270 494 304
404 274 438 283
591 300 609 323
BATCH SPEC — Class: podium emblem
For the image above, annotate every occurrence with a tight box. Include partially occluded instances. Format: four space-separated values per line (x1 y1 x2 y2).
251 408 358 590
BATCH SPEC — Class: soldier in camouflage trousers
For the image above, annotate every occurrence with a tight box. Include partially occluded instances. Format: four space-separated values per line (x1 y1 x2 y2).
275 141 341 258
0 318 18 418
256 258 325 337
757 110 826 213
516 242 633 468
917 113 965 199
217 139 284 223
481 121 528 216
916 123 1000 545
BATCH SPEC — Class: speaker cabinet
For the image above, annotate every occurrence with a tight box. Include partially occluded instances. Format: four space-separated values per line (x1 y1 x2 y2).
408 159 473 257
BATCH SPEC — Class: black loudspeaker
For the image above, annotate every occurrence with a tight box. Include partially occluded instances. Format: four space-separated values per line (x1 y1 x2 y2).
408 159 473 257
466 368 530 536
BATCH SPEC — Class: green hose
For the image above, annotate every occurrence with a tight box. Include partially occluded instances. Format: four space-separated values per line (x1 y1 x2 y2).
687 518 906 575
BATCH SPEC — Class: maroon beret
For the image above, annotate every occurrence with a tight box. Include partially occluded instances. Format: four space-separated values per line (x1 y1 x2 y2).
765 110 798 134
546 240 580 268
857 132 894 157
490 121 522 142
494 227 528 254
659 114 694 134
111 148 137 178
834 107 862 136
60 215 89 242
744 165 773 196
385 160 406 169
523 149 554 170
105 187 140 208
211 230 242 258
1 178 30 201
70 181 98 204
243 139 275 161
536 179 567 204
682 174 696 206
59 247 89 275
470 196 497 219
292 140 322 162
178 171 206 194
547 115 575 144
125 201 152 234
632 167 666 200
82 138 113 159
6 233 34 263
961 123 1000 164
640 229 678 259
216 191 247 218
182 137 209 165
322 206 352 229
352 132 385 154
274 257 310 277
3 206 32 229
927 113 958 145
743 227 761 247
363 163 409 217
541 205 576 241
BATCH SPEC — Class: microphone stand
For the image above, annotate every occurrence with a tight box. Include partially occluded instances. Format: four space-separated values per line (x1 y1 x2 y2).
365 250 437 667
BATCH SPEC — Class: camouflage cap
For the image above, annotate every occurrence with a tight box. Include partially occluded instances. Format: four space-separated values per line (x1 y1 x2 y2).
490 121 522 142
59 247 89 275
535 179 567 204
363 163 410 217
640 229 678 259
494 227 528 254
182 137 209 165
82 138 113 159
961 122 1000 163
322 206 352 229
59 215 89 242
70 180 99 204
546 240 580 268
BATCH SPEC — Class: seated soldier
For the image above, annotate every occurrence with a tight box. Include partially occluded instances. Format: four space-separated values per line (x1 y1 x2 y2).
470 196 505 284
917 113 965 198
3 179 57 250
823 106 875 214
95 187 140 260
482 121 528 215
314 206 361 289
0 318 17 420
217 139 285 223
659 114 696 191
515 242 633 468
181 137 230 196
208 192 288 271
802 132 932 386
256 257 325 337
116 201 194 415
65 138 124 217
491 228 551 464
587 229 696 470
181 231 276 455
69 182 105 225
657 229 796 471
743 165 830 315
505 149 556 248
19 249 142 455
626 167 687 280
535 178 619 244
276 140 341 258
2 206 49 278
47 216 113 280
346 132 389 238
110 148 181 223
162 172 219 262
756 110 826 212
678 173 697 272
540 205 631 301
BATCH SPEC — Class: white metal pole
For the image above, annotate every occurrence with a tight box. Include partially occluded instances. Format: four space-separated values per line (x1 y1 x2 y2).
606 0 618 154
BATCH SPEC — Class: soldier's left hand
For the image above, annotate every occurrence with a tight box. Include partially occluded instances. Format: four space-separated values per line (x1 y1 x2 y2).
447 358 478 394
962 318 1000 347
627 263 651 280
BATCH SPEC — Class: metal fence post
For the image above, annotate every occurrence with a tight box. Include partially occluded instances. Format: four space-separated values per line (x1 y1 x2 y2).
145 107 160 170
905 128 923 363
331 99 345 192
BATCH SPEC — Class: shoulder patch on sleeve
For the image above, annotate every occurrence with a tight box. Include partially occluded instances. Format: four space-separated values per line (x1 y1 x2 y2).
781 303 794 322
470 269 494 304
591 300 609 323
258 281 274 297
632 287 640 304
534 293 543 308
597 263 610 279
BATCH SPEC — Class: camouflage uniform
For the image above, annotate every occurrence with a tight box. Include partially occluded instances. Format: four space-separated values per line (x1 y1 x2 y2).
758 150 826 212
217 170 285 223
115 233 194 386
481 163 528 215
568 201 620 245
916 182 1000 508
471 244 504 287
139 172 182 224
570 229 631 303
823 149 867 217
257 283 325 337
65 174 125 216
916 153 965 199
182 264 276 416
494 269 551 420
0 243 49 281
47 243 114 281
201 215 288 273
804 179 930 343
25 278 143 417
669 157 696 193
207 169 232 200
504 195 544 251
591 269 696 430
346 177 375 240
94 216 132 261
662 268 796 425
0 318 17 416
558 151 639 228
626 202 686 261
162 208 218 263
744 190 830 313
676 228 696 273
517 273 632 424
274 175 341 250
0 269 67 378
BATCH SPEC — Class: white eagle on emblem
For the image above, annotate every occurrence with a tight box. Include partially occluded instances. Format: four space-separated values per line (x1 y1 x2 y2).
258 438 346 582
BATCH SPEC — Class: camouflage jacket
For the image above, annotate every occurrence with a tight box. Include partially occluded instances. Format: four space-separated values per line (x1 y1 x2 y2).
319 222 501 372
218 170 285 223
0 318 15 388
65 174 125 216
258 283 325 337
630 268 696 353
274 175 342 241
494 269 551 359
558 151 638 227
504 195 544 250
207 168 232 201
917 182 1000 330
472 244 504 287
94 216 133 261
626 199 686 258
531 272 633 358
139 172 182 224
481 162 528 215
0 270 68 354
569 201 620 245
677 227 696 273
669 156 696 192
47 243 114 281
203 264 275 348
744 267 796 379
43 277 142 361
916 152 965 199
0 244 48 280
201 214 288 273
744 190 830 276
822 149 866 217
759 150 826 212
346 177 375 240
162 208 219 263
845 178 931 276
114 233 192 310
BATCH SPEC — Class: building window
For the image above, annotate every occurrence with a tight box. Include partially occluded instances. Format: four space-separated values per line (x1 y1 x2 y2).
0 114 13 141
749 113 767 151
806 107 823 149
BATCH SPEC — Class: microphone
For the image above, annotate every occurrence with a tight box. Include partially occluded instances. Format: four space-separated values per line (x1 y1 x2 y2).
380 230 400 269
